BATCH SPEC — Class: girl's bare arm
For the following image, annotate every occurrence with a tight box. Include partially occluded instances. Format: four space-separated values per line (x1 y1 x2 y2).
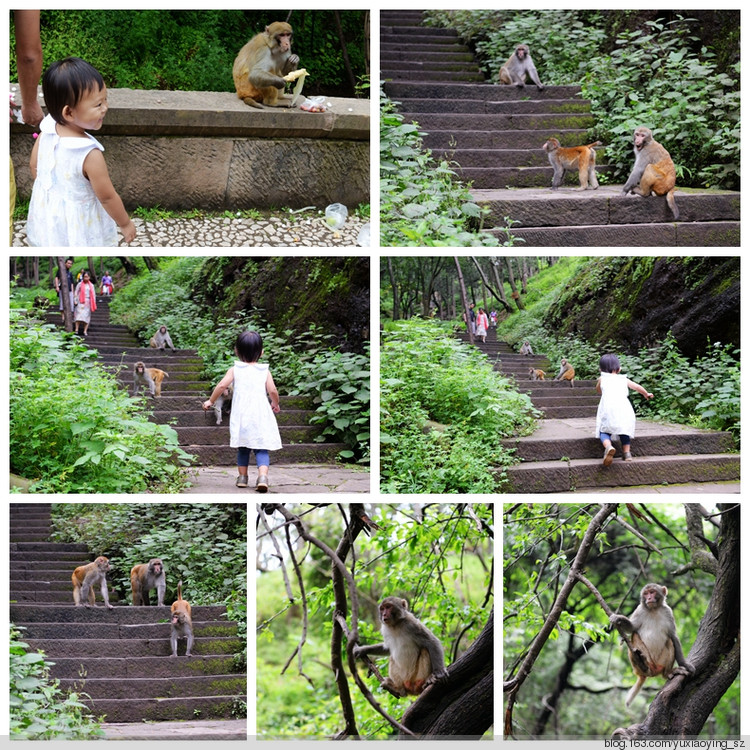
83 149 136 242
627 379 654 399
266 371 280 412
203 367 234 410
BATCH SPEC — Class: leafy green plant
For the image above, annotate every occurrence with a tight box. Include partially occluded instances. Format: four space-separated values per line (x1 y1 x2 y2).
10 625 104 739
380 93 512 247
10 303 192 493
381 319 538 493
292 348 370 462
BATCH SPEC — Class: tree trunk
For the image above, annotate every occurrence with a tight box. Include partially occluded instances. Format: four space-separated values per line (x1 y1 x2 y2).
333 11 356 95
402 610 493 737
490 259 513 313
118 256 138 275
387 258 399 321
505 258 525 311
56 256 73 332
86 256 97 285
143 257 160 272
472 257 513 313
455 257 473 344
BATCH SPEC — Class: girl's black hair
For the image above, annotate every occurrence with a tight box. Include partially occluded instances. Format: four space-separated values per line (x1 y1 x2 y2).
42 57 105 125
599 353 621 373
235 330 263 363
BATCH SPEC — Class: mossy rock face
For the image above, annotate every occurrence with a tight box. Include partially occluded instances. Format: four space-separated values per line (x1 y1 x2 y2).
543 257 739 357
194 257 369 354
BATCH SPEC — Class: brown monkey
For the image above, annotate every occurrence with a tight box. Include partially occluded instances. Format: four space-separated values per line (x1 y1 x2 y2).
553 358 575 387
623 126 679 221
130 558 166 606
499 44 544 90
233 22 299 109
529 367 545 381
72 556 114 609
149 325 175 351
610 583 694 706
212 384 233 425
170 580 194 657
542 137 602 190
133 362 169 397
353 596 447 697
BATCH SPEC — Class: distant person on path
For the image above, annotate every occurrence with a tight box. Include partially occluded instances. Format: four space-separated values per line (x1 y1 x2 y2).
100 270 113 296
54 256 74 317
595 353 653 466
202 330 282 492
475 308 489 343
469 302 476 334
73 270 97 336
490 310 497 328
25 57 136 247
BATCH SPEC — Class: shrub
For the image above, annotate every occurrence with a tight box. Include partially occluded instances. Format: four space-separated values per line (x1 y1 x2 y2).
10 625 104 739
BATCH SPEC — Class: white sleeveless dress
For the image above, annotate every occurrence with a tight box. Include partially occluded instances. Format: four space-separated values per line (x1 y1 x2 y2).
26 114 118 247
595 372 636 438
229 362 282 450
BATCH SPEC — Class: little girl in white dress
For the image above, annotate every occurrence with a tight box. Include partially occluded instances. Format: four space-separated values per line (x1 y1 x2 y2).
596 353 654 465
26 57 135 247
202 331 282 492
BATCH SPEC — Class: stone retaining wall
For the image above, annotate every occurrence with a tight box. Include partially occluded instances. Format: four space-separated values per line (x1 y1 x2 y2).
11 87 370 210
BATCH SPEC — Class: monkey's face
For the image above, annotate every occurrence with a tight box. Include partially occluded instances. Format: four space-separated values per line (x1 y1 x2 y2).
149 559 163 575
515 44 529 60
171 612 186 626
379 597 407 625
160 326 167 334
95 556 110 572
641 585 665 609
633 128 652 150
542 138 559 152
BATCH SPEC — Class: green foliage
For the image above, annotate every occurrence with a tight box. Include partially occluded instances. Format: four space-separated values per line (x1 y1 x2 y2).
424 11 739 190
380 94 511 247
9 302 192 493
10 10 368 95
292 348 370 462
581 18 740 190
381 319 539 493
257 504 493 738
10 625 104 739
620 335 740 441
50 503 247 608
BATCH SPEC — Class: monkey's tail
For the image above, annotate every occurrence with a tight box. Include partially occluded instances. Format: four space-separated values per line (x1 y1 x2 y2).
625 675 647 707
177 580 183 601
666 189 680 221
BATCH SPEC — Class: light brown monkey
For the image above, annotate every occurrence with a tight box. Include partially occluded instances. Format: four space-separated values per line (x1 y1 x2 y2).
543 137 602 190
149 325 175 351
623 126 679 220
170 580 194 657
233 21 299 109
354 596 447 697
212 384 234 425
529 367 545 381
610 583 694 706
553 358 575 387
130 558 166 606
133 362 169 397
72 556 114 609
499 44 544 90
519 340 534 356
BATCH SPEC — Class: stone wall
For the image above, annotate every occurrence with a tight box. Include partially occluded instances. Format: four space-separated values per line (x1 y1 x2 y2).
11 87 370 210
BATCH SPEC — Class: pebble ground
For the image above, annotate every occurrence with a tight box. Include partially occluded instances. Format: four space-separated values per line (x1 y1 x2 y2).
13 212 370 248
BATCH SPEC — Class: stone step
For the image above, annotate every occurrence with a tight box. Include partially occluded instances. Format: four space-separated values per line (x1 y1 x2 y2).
398 98 592 116
59 675 245 700
148 394 311 411
17 622 237 641
382 28 461 40
456 165 616 189
381 51 476 63
189 442 346 466
153 409 314 427
9 604 228 623
385 81 582 101
404 112 595 132
173 424 324 445
381 61 482 74
504 453 740 493
101 719 246 742
503 418 734 458
73 695 240 723
423 129 591 150
473 186 740 227
385 69 485 82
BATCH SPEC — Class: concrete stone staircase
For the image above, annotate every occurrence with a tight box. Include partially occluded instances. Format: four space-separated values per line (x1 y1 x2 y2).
458 331 740 492
10 503 246 738
381 10 740 247
49 297 346 466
